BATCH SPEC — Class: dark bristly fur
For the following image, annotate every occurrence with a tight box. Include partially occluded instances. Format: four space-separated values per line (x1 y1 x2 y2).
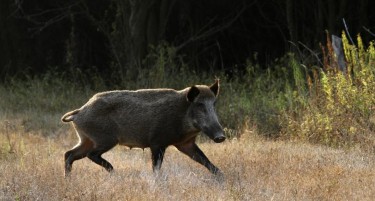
62 80 225 177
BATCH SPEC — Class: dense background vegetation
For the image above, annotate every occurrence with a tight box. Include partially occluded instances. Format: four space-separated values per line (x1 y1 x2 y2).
1 0 375 78
1 0 375 149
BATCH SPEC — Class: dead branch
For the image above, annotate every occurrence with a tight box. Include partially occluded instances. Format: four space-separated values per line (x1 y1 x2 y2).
175 2 253 53
342 18 355 45
363 26 375 37
14 1 81 35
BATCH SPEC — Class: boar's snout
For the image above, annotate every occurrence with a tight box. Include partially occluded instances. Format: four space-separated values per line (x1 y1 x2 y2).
209 128 226 143
200 125 226 143
214 135 226 143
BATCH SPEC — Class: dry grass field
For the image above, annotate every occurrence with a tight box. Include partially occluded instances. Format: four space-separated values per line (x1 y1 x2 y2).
1 122 375 201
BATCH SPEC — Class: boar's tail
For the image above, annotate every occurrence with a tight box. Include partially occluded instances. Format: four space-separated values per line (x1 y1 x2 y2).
61 109 80 123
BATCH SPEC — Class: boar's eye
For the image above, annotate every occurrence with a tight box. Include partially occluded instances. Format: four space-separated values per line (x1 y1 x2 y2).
196 102 205 108
195 103 207 112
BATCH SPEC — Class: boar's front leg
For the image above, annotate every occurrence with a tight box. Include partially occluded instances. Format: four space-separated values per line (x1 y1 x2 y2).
175 141 222 175
150 146 166 172
87 138 118 172
87 147 115 172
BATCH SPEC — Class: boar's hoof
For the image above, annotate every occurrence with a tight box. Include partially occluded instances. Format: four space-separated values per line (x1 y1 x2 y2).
213 136 226 143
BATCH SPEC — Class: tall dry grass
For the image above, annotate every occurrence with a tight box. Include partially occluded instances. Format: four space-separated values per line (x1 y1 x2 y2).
1 123 375 200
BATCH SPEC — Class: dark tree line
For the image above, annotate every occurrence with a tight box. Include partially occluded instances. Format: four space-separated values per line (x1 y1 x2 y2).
1 0 374 80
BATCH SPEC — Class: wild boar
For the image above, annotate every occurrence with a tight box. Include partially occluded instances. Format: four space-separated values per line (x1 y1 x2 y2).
61 80 225 177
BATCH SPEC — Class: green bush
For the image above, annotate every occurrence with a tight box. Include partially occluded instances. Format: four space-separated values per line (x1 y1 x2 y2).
283 33 375 149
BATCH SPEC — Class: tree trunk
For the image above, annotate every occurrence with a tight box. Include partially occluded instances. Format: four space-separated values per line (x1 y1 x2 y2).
0 0 19 76
286 0 297 42
129 1 155 69
124 0 176 76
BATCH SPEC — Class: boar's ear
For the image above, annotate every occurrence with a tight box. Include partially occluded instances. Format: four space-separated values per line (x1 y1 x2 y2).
187 86 200 102
210 79 220 97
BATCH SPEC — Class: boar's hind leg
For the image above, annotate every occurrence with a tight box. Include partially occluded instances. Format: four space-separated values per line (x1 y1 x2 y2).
64 137 94 176
150 146 166 172
87 139 118 172
175 142 221 175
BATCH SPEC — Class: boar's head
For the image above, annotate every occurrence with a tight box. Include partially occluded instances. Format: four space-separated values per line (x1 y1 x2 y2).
186 80 225 143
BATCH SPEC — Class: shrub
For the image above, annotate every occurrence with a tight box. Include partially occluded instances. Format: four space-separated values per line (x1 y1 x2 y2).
283 32 375 149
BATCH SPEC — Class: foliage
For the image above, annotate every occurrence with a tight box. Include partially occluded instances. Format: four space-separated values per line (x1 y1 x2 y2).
283 32 375 149
1 33 375 150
